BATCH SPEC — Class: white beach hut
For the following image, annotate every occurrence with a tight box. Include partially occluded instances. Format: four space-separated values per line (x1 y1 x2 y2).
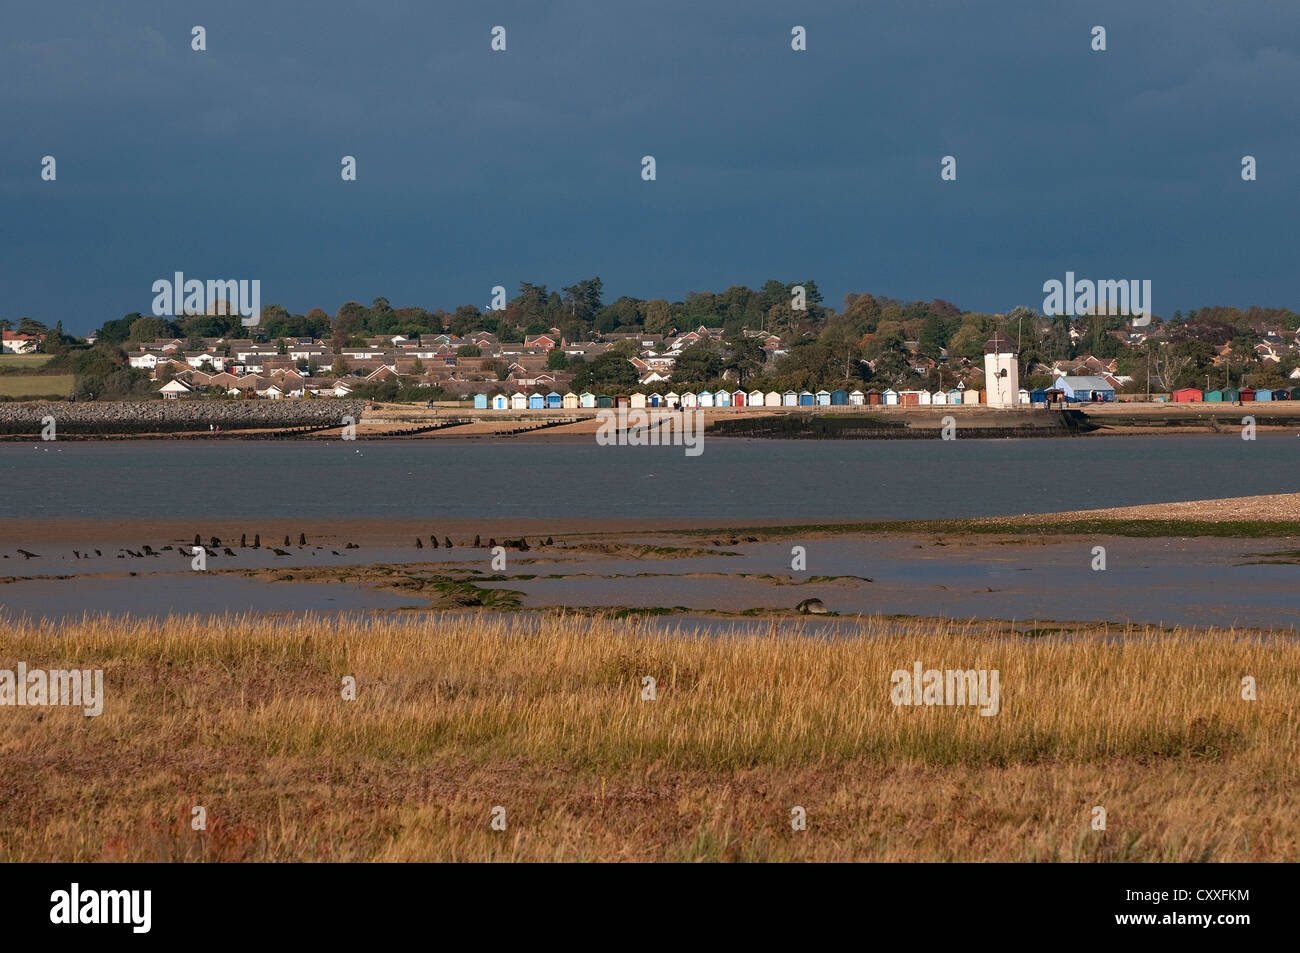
510 391 528 410
491 393 509 410
630 392 647 408
849 389 865 406
579 391 596 408
682 391 698 408
782 390 798 406
883 389 899 405
748 389 764 407
931 390 948 405
698 390 715 407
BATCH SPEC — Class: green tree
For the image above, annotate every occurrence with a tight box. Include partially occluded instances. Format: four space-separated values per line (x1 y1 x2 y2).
545 349 569 370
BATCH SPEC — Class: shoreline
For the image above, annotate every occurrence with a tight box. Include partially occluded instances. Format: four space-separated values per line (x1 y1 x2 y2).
0 492 1296 548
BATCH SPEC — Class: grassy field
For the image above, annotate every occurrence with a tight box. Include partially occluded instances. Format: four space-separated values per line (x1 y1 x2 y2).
0 374 74 397
0 613 1294 862
0 354 51 368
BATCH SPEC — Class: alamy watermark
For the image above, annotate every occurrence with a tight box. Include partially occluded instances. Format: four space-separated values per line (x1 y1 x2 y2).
595 409 704 456
1042 271 1151 327
0 662 103 716
152 272 260 326
890 661 1000 716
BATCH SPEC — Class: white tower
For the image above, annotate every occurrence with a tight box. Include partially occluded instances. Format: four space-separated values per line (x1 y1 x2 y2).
983 332 1019 408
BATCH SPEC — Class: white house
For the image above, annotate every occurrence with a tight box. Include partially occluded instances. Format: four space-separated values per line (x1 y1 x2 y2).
158 379 191 399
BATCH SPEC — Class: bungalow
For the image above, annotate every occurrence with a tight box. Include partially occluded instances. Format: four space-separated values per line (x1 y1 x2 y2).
158 379 192 399
1054 375 1115 403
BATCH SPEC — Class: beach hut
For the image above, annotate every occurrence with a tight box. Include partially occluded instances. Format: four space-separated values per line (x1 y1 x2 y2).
528 393 546 410
562 392 579 409
714 389 731 407
1223 388 1240 403
867 391 882 405
615 394 630 408
1239 387 1256 402
883 389 899 405
1029 389 1047 406
647 393 662 408
1172 387 1202 402
579 391 596 408
546 391 563 409
782 390 798 406
744 389 760 407
491 393 509 410
931 390 948 405
1274 388 1290 401
1018 388 1030 405
798 390 815 406
849 390 865 406
830 389 848 406
731 390 747 407
948 388 963 404
664 391 680 408
473 393 488 410
917 390 933 405
1205 389 1223 402
630 392 647 409
510 392 528 410
1255 388 1273 402
815 390 831 406
698 391 715 407
682 391 698 408
899 390 921 407
759 391 776 407
597 395 614 408
963 389 980 404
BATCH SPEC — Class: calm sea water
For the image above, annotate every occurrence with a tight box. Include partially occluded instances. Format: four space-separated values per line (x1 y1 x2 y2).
2 435 1296 522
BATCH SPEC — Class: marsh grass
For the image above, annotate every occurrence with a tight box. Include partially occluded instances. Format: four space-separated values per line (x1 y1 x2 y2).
0 613 1294 861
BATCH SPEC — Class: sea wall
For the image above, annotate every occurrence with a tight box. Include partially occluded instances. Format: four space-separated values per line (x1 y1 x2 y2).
0 400 366 434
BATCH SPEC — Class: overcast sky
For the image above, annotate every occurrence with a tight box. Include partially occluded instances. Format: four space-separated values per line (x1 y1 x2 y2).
3 0 1298 334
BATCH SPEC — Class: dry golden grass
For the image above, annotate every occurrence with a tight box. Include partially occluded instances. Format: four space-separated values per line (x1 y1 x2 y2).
0 613 1295 861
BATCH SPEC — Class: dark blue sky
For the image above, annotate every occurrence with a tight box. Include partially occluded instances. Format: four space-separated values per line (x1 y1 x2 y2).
3 0 1298 334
